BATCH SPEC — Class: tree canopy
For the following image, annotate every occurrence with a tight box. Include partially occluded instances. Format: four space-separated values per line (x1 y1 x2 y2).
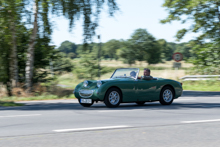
161 0 220 74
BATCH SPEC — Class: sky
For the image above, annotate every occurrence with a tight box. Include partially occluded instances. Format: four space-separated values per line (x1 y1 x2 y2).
51 0 197 47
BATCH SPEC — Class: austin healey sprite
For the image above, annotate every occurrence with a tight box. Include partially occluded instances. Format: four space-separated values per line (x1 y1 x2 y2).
74 68 183 108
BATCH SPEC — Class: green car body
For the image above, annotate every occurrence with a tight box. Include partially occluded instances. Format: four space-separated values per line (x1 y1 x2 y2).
74 68 183 105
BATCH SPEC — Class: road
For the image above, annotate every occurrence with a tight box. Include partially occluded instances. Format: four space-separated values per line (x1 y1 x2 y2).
0 91 220 147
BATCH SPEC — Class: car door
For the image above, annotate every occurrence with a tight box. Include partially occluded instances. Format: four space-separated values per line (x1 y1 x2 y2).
118 79 139 102
136 79 158 101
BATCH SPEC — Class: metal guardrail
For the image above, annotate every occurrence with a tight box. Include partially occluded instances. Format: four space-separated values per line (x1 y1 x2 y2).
180 75 220 81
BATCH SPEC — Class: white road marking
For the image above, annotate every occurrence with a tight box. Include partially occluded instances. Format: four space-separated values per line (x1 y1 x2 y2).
181 119 220 124
0 114 41 118
175 99 195 101
99 110 133 113
98 109 146 113
53 125 131 132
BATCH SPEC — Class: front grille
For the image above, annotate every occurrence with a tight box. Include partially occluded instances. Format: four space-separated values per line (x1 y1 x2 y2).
79 90 94 98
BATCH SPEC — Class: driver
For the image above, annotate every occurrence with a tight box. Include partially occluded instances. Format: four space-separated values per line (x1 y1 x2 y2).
130 71 136 78
138 68 153 80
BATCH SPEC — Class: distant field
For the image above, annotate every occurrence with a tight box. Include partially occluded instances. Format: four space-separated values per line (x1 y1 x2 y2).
182 80 220 91
58 59 191 87
100 60 193 69
58 59 219 91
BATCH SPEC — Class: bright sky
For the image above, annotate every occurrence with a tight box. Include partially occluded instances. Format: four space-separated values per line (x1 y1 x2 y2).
51 0 196 47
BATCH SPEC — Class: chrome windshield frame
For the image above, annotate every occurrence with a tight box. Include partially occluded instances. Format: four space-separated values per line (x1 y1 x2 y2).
110 68 140 80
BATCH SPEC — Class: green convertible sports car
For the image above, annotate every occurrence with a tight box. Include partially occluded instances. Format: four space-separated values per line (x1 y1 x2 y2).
74 68 183 108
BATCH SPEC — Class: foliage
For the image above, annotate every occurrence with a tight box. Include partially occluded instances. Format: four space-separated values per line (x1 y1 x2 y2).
158 39 173 61
0 23 74 85
0 25 10 83
189 42 220 74
53 52 74 74
128 29 161 64
0 94 75 102
103 39 122 60
118 42 137 65
74 44 110 79
0 101 24 107
50 0 119 43
58 41 78 58
161 0 220 42
161 0 220 73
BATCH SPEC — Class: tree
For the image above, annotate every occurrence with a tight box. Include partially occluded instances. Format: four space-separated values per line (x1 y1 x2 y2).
158 39 173 61
174 43 193 60
189 41 220 74
74 44 108 79
0 24 10 84
118 42 137 65
129 29 161 64
58 41 77 56
103 39 122 60
0 0 25 88
161 0 220 73
24 0 119 92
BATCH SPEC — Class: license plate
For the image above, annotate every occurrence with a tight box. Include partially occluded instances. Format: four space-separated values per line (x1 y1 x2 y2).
80 99 92 104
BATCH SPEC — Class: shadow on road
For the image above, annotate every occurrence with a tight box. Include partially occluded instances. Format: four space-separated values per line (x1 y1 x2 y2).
182 91 220 97
0 101 220 111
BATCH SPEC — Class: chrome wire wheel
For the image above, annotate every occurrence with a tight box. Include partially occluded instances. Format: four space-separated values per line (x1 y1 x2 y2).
108 91 120 105
163 89 173 103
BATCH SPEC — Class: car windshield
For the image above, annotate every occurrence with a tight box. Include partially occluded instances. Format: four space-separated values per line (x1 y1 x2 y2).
111 68 139 79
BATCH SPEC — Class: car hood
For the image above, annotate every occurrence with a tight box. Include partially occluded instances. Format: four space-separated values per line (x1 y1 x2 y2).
76 78 135 89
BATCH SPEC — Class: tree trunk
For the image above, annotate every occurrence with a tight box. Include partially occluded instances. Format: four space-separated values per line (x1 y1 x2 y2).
9 17 18 88
25 0 38 93
216 4 220 37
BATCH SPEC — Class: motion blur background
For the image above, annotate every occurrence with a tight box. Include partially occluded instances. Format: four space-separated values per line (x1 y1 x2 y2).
0 0 219 104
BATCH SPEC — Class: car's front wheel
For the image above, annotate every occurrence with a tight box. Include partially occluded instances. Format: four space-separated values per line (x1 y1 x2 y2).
104 88 121 108
78 99 94 107
159 86 174 105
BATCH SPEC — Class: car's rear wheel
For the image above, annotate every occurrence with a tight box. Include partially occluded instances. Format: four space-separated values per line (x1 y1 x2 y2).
159 86 174 105
78 99 94 107
104 88 121 108
136 102 145 106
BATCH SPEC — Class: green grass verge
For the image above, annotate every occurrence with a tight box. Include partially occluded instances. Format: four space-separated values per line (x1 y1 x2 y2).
1 94 76 102
182 80 220 91
0 101 24 107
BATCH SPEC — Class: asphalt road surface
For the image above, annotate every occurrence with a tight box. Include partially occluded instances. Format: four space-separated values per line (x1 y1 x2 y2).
0 91 220 147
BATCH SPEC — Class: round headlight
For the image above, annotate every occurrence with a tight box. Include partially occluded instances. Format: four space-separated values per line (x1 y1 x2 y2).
83 80 88 87
97 80 102 88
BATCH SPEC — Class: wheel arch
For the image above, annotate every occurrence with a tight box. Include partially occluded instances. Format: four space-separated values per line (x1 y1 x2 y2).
161 84 176 97
104 86 123 102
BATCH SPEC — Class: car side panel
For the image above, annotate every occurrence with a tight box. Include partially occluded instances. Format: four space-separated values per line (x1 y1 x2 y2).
136 79 158 101
155 79 183 99
98 80 138 102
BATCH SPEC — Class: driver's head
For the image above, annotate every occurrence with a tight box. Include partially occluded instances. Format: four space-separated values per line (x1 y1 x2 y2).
130 71 136 78
144 68 150 76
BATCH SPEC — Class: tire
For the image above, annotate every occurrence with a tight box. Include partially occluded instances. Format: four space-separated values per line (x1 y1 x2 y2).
104 88 121 108
136 102 145 106
159 86 174 105
78 99 94 107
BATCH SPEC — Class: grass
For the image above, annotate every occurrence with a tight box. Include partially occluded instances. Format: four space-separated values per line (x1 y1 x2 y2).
182 80 220 91
0 101 24 107
0 94 76 102
0 94 76 107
